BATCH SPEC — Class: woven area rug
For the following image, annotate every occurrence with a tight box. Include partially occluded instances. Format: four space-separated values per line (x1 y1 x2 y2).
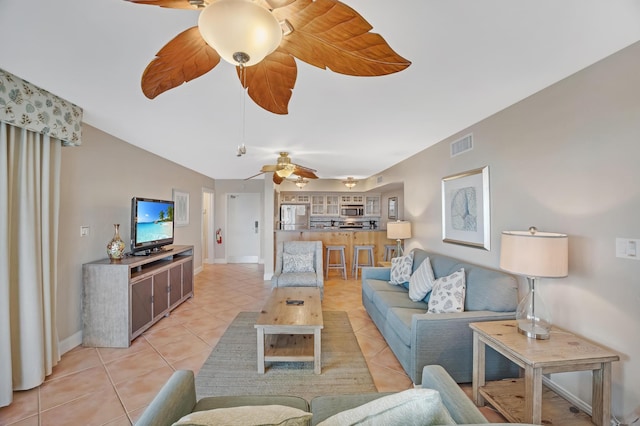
195 311 376 401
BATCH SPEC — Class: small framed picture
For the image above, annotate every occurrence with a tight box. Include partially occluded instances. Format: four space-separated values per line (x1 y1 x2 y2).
441 166 490 250
173 189 190 227
388 197 398 220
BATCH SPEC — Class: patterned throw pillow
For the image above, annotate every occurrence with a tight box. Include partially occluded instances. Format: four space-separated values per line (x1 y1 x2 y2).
389 252 414 285
427 268 466 313
173 404 312 426
409 257 435 302
282 252 315 273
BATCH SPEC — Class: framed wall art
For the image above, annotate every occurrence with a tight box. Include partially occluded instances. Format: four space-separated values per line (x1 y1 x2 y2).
388 197 398 220
173 189 190 227
441 166 490 250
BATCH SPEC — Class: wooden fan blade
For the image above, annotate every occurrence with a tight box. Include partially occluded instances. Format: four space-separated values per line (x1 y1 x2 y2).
274 0 411 76
245 171 265 180
141 27 220 99
273 173 284 184
237 49 296 115
125 0 205 10
261 165 278 172
293 166 318 179
263 0 296 8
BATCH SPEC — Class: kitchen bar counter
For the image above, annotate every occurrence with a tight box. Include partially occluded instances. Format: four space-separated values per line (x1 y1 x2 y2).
275 230 394 276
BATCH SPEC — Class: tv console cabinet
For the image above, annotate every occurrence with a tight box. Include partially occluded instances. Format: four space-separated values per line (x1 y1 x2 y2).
82 245 194 348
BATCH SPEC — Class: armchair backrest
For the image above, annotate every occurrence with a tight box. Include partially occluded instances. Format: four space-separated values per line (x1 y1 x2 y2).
274 241 323 274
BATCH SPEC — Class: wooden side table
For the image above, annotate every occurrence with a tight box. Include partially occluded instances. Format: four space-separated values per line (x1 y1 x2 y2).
470 320 619 425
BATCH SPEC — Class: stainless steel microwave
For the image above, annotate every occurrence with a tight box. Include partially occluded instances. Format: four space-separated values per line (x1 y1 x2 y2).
341 205 364 217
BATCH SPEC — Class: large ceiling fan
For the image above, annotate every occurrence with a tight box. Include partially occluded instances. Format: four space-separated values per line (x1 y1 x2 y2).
125 0 411 114
246 152 318 184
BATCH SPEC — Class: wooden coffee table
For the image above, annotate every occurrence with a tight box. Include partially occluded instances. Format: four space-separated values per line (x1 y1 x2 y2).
255 287 323 374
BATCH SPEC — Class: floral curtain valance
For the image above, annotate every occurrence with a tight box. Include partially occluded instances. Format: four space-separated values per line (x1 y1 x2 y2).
0 68 82 146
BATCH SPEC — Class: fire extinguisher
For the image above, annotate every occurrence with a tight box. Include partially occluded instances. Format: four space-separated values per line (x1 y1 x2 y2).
216 228 222 244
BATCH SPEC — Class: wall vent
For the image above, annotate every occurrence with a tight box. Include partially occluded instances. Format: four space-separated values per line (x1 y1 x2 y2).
450 134 473 157
376 176 383 184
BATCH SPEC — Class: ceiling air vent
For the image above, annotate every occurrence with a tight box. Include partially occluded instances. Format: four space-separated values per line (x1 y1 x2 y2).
450 134 473 157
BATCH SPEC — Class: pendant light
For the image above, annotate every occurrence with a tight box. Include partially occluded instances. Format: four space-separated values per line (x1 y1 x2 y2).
343 177 358 189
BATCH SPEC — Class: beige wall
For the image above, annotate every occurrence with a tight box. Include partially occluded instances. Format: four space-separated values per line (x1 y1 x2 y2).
58 124 215 349
375 41 640 417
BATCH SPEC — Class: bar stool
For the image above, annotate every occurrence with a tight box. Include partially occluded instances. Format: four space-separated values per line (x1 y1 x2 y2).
352 245 375 279
383 244 396 261
325 245 347 279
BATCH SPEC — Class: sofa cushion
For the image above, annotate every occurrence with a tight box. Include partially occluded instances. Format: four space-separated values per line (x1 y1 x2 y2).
283 252 315 273
362 279 407 301
386 307 424 347
276 272 319 286
428 268 466 313
173 404 312 426
372 291 427 319
464 266 517 312
316 388 455 426
389 252 414 285
408 257 435 302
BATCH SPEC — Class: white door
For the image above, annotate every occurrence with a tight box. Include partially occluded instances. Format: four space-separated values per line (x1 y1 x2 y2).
227 193 261 263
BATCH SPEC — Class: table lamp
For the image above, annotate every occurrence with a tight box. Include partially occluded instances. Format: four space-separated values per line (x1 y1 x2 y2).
499 227 568 340
387 221 412 258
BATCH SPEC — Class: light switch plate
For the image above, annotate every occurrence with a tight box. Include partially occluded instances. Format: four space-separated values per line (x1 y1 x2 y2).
80 226 90 237
616 238 640 260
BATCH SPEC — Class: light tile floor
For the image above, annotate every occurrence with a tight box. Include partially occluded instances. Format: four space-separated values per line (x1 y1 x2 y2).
0 263 506 425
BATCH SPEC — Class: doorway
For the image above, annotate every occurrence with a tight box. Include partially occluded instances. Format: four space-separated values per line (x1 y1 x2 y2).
226 193 261 263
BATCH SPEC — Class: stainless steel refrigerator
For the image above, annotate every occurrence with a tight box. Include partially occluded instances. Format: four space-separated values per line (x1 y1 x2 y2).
280 204 310 230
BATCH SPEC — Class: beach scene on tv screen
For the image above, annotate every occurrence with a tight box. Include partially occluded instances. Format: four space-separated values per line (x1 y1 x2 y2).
137 201 173 242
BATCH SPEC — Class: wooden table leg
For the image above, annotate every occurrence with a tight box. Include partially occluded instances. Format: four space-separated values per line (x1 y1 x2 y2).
472 332 486 406
256 327 265 374
592 362 612 426
314 328 321 374
524 365 543 424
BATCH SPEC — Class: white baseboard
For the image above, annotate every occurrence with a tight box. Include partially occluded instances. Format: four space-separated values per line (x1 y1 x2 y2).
58 330 82 355
214 258 227 264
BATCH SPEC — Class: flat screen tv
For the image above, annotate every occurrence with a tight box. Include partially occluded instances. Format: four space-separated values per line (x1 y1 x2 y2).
130 197 175 255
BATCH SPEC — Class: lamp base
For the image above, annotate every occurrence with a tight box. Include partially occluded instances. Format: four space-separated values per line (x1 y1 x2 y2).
517 320 550 340
516 277 552 340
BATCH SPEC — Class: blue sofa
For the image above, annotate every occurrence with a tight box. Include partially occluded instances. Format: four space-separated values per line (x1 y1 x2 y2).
135 365 536 425
361 248 519 384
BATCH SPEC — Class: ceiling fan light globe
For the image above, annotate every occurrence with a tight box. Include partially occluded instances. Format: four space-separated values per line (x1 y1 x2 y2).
198 0 282 67
275 166 294 178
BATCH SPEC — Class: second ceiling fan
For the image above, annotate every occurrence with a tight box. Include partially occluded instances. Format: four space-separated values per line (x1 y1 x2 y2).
247 152 318 184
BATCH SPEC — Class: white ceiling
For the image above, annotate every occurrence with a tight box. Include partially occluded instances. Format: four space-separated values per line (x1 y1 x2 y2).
2 1 639 181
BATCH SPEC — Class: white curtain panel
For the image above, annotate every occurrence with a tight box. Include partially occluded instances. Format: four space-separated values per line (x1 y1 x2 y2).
0 123 61 407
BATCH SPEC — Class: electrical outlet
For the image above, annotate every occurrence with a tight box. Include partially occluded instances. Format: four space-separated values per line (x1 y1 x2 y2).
615 238 640 260
80 226 90 237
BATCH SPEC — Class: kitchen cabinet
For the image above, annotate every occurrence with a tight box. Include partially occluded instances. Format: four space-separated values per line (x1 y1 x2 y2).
311 194 342 216
311 195 325 215
365 196 381 216
326 195 340 215
340 194 363 204
281 194 310 203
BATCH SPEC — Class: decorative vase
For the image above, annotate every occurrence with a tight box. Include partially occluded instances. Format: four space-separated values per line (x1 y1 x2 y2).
107 224 126 261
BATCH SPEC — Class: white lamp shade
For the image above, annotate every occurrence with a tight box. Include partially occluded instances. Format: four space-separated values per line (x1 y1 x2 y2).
387 221 412 240
500 230 568 278
198 0 282 66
